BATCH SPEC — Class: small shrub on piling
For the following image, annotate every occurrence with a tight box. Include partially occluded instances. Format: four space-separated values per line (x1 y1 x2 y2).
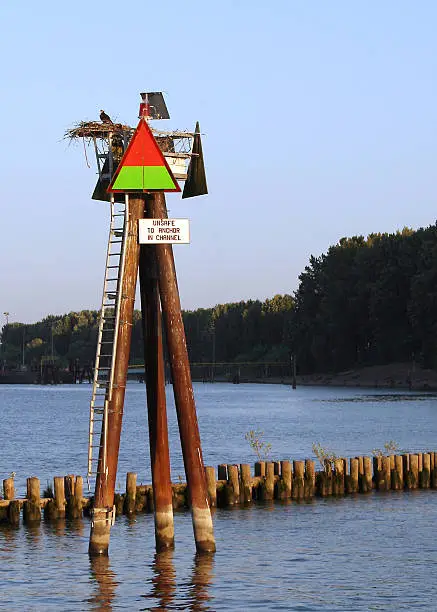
372 441 404 456
312 443 337 473
245 430 272 460
42 481 54 499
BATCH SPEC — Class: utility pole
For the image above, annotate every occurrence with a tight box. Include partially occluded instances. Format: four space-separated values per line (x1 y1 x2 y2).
291 353 297 389
211 321 216 383
22 327 25 368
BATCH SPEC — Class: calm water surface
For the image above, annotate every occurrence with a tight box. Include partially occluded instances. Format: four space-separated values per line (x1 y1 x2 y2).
0 383 436 610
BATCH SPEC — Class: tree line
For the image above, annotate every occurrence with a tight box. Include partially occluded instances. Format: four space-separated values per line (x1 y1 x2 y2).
292 223 437 372
2 222 437 374
0 295 294 370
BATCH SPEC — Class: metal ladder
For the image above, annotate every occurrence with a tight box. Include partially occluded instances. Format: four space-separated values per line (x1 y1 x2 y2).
87 192 129 490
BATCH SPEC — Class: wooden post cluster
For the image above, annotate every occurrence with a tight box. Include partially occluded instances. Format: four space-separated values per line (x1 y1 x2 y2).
1 451 437 528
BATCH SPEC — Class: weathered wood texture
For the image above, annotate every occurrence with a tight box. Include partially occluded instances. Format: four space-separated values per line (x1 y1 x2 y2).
2 450 437 526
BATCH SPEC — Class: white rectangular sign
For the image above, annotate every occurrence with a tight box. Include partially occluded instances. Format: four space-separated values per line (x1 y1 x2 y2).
138 218 190 244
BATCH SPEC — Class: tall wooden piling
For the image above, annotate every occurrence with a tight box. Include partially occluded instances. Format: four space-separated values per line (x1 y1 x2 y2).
124 473 137 515
420 453 431 489
44 475 67 520
54 476 66 516
347 458 359 493
392 455 404 490
139 230 174 551
292 461 305 500
90 196 144 556
23 477 41 523
432 452 437 489
405 454 419 489
361 457 372 493
205 467 217 507
3 478 15 501
279 460 292 500
65 475 83 518
150 193 215 553
240 464 252 503
304 460 315 498
333 458 345 495
262 462 275 501
226 465 240 505
375 456 391 492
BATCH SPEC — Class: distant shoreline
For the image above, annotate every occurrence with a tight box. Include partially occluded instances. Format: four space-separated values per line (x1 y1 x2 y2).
1 361 436 392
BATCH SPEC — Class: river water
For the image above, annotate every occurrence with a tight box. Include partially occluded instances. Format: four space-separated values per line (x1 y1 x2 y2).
1 383 437 610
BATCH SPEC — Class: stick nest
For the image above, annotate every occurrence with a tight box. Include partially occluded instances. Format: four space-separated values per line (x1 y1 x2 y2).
65 121 133 140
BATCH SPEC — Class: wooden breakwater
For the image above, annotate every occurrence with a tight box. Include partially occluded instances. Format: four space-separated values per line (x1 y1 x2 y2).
1 452 437 527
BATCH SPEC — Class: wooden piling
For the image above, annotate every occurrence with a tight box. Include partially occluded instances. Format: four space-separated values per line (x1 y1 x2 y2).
373 456 382 490
374 456 391 492
205 467 217 507
23 477 41 523
406 454 419 489
279 460 292 500
139 233 174 550
74 476 84 518
90 195 145 557
292 461 305 500
3 478 15 500
262 462 275 501
392 455 403 490
432 452 437 489
273 461 280 476
240 464 252 503
65 475 83 518
8 500 20 527
54 476 66 516
151 193 215 553
420 453 431 489
382 456 391 491
357 456 364 478
347 458 359 493
361 457 372 493
65 475 75 518
332 458 345 495
225 465 240 505
124 473 137 514
304 459 315 498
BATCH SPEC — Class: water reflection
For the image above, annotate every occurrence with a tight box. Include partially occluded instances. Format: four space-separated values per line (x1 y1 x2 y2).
0 523 18 554
144 550 214 611
89 556 118 611
187 552 215 611
24 522 42 548
149 549 177 609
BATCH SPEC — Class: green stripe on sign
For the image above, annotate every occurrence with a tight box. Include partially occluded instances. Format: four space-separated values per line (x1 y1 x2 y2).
112 166 143 190
143 166 175 189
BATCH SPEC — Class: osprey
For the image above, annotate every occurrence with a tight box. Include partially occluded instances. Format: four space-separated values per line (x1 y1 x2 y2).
100 110 113 124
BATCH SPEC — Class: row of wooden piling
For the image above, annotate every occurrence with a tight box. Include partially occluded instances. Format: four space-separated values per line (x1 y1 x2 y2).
2 452 436 527
0 475 85 526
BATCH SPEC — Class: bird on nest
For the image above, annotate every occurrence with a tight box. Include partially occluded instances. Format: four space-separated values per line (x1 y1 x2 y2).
100 110 113 124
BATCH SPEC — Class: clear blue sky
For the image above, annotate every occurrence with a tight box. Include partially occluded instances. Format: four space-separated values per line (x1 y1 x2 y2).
1 1 436 324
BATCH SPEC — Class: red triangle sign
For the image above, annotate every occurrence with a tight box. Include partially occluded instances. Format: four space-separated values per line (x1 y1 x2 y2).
108 119 181 193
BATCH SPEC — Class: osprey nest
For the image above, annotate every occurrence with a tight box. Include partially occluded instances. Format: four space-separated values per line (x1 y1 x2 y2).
65 121 133 141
